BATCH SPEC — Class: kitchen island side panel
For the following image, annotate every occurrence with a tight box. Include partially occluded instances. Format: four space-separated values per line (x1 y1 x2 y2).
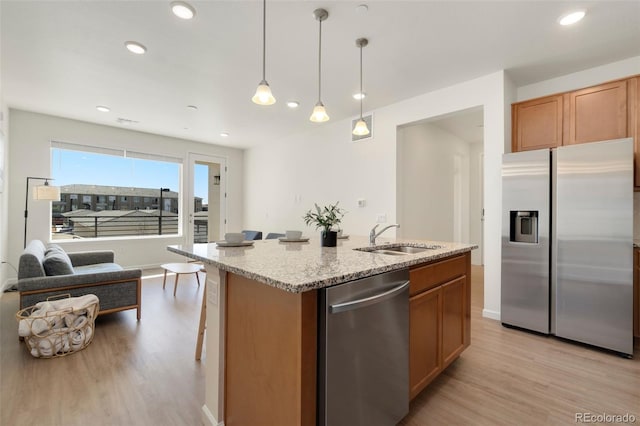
225 272 317 426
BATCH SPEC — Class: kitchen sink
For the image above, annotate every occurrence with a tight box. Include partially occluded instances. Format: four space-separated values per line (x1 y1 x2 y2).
371 249 409 256
355 244 444 256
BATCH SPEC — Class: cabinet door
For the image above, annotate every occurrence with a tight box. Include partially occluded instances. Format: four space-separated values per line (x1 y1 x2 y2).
565 80 628 145
512 95 563 152
634 249 639 338
409 286 441 400
629 77 640 188
441 276 466 368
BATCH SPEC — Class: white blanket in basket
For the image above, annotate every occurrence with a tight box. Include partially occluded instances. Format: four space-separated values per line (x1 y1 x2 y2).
18 294 98 357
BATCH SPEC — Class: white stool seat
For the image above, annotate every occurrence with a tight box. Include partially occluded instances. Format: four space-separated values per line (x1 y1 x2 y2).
161 263 203 296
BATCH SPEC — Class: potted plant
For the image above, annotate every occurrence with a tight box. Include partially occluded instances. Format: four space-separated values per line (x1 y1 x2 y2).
303 202 345 247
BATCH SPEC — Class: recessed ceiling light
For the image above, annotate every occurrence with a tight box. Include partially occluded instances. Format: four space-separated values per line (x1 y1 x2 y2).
96 105 110 112
171 1 196 20
286 101 300 109
356 4 369 15
220 132 229 137
187 105 198 110
125 41 147 55
353 92 366 100
558 10 586 26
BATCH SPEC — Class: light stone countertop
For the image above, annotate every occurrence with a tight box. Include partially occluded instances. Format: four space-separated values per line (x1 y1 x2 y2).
168 236 476 293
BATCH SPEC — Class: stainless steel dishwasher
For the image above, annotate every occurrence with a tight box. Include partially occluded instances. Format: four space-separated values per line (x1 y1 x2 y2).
318 268 409 426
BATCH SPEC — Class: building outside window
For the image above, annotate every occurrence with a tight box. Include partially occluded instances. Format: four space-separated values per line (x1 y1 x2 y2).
51 143 182 240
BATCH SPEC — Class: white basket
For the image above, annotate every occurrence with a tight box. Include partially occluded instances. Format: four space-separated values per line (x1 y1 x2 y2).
16 294 99 358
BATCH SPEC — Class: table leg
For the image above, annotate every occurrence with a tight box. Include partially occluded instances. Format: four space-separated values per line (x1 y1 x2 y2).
195 272 201 287
162 269 168 289
174 273 180 297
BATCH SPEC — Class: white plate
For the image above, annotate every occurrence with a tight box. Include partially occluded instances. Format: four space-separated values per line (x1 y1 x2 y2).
337 235 349 239
278 237 310 242
215 240 254 247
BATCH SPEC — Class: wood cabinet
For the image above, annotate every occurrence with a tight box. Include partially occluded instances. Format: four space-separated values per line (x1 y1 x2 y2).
409 252 471 400
635 248 639 339
564 80 628 145
512 95 563 152
512 74 640 187
631 78 640 189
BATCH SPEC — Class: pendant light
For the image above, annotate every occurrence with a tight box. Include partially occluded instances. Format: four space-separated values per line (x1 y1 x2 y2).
252 0 276 105
310 8 329 122
352 38 369 136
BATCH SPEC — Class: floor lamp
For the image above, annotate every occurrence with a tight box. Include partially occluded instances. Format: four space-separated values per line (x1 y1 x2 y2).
24 177 60 248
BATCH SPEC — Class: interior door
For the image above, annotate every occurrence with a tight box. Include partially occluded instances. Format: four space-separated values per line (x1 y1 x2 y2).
187 153 226 244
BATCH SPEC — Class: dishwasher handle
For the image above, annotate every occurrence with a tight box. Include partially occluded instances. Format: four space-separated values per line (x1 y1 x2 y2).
329 281 409 314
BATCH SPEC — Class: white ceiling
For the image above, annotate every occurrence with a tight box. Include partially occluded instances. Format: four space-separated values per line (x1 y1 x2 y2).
2 1 639 149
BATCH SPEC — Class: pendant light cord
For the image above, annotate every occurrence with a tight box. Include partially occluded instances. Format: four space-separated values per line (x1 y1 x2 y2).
359 44 363 119
262 0 266 81
318 18 322 102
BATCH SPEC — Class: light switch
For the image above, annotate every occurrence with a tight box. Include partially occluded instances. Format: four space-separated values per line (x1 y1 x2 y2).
357 198 366 207
376 214 387 223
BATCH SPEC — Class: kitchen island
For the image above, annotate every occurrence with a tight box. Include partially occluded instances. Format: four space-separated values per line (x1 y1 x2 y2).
168 236 475 426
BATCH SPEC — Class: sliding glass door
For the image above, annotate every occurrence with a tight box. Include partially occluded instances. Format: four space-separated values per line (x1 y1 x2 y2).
187 153 226 244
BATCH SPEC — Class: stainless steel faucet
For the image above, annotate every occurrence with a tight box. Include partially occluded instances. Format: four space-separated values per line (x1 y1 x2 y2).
369 223 400 245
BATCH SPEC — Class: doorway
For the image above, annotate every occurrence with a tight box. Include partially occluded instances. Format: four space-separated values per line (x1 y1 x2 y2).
187 153 226 244
396 106 484 265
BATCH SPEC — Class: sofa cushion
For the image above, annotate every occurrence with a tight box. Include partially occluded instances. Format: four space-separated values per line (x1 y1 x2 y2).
74 263 123 275
18 240 48 279
42 250 75 276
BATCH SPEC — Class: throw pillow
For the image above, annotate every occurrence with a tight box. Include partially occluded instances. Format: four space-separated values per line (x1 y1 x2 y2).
43 251 74 276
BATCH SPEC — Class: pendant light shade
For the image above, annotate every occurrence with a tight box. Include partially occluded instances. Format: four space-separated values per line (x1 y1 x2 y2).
252 80 276 105
252 0 276 105
311 102 330 122
353 38 369 136
310 9 329 122
352 118 369 136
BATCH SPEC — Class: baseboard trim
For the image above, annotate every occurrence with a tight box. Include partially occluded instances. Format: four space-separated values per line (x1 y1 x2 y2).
482 308 500 321
202 404 223 426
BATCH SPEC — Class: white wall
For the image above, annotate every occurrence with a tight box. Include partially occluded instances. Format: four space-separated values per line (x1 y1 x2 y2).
244 70 508 320
396 122 470 243
516 55 640 101
0 3 10 292
468 143 483 265
7 109 244 269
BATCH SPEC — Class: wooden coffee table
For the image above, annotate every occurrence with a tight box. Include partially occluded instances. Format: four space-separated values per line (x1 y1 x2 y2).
161 263 203 296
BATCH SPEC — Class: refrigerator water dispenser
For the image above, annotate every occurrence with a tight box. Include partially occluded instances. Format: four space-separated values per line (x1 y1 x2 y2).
510 211 538 243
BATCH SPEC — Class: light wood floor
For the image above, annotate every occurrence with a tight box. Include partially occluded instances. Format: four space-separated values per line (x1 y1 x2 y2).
1 266 638 426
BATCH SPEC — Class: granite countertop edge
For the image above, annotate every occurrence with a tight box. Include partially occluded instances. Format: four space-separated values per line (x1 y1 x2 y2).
168 241 476 294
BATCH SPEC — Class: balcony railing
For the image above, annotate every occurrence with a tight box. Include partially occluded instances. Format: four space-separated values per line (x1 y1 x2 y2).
52 214 180 239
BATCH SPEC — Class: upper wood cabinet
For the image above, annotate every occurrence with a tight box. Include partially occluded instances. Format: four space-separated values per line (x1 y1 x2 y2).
512 74 640 187
631 77 640 190
512 95 563 152
564 80 628 145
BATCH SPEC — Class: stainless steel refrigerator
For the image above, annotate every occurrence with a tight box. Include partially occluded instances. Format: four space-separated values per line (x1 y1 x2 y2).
501 138 633 356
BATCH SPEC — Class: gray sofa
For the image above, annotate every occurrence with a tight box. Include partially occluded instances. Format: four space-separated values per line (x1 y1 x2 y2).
18 240 142 319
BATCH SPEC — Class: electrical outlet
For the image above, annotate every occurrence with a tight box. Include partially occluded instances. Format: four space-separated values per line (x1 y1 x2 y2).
357 198 366 207
376 214 387 223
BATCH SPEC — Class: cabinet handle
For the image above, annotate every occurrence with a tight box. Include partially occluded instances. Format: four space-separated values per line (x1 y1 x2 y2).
329 281 409 314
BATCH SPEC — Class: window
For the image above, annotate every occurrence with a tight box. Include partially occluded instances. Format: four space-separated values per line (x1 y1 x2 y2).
51 142 181 240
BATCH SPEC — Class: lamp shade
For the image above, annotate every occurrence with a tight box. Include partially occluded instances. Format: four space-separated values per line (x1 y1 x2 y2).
33 184 60 201
310 102 330 122
352 119 370 136
252 80 276 105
